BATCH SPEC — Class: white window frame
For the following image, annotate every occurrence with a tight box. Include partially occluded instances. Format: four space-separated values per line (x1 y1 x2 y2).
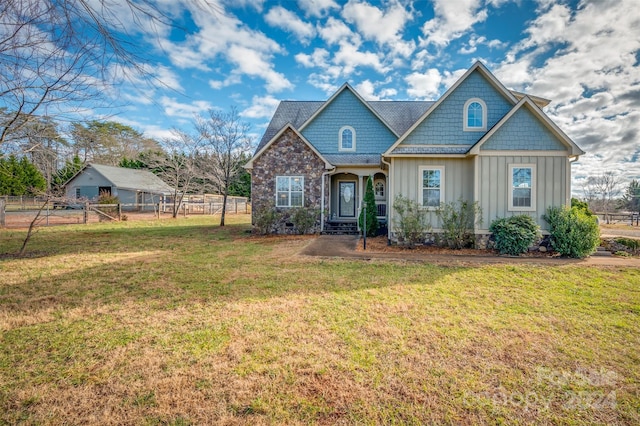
463 98 487 131
339 126 356 152
418 166 445 209
508 164 536 212
374 180 385 198
275 176 304 208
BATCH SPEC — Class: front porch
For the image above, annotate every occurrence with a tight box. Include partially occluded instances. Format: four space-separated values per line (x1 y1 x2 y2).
322 171 388 234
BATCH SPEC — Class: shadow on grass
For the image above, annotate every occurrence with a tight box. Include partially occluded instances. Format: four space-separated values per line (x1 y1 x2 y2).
0 219 463 315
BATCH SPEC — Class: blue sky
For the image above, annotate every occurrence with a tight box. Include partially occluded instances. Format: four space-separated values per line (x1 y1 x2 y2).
105 0 640 190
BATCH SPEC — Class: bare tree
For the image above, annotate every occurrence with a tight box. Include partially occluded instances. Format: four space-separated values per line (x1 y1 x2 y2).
144 130 200 218
0 0 218 146
195 107 253 226
583 171 621 222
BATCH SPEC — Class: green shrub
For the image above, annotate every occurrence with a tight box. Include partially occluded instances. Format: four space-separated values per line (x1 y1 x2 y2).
615 237 640 252
489 215 540 255
543 206 600 258
253 201 280 235
392 195 430 247
358 176 379 237
571 198 594 216
435 198 482 249
290 207 319 234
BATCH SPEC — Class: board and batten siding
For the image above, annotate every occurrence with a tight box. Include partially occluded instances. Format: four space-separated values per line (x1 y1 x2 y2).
476 155 569 232
390 157 474 229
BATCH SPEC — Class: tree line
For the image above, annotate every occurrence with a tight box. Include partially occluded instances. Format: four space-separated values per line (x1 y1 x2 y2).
0 109 253 227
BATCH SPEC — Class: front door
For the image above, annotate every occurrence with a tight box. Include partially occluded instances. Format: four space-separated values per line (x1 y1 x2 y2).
338 181 356 218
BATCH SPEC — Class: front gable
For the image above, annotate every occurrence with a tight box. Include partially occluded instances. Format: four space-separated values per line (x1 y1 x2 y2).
469 97 585 156
398 69 514 147
480 106 567 151
300 86 398 155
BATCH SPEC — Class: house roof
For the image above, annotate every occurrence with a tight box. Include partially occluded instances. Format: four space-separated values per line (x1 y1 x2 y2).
69 163 173 194
255 100 432 154
245 124 333 170
323 154 382 166
467 96 585 157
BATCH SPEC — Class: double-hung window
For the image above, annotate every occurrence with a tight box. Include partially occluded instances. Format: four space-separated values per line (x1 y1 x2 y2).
276 176 304 207
508 164 536 211
418 166 444 208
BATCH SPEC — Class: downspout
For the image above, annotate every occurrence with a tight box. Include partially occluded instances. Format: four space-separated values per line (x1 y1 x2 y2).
380 155 392 242
320 166 337 232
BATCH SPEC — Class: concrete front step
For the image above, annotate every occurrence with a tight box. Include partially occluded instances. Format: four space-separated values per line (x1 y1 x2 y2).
593 246 613 257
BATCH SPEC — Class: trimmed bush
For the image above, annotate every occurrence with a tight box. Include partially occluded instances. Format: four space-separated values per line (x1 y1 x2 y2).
358 176 379 237
253 201 280 235
543 206 599 258
392 195 430 247
435 198 482 249
489 215 540 255
291 206 319 234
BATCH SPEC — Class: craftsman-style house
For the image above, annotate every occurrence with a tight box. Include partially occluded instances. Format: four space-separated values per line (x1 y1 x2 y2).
245 61 584 241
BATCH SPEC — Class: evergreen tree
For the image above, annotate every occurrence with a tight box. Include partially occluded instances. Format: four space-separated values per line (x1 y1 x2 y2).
620 180 640 213
0 155 46 195
358 175 379 237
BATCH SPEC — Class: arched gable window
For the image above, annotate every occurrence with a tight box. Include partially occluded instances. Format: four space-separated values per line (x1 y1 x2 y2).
339 126 356 151
463 98 487 131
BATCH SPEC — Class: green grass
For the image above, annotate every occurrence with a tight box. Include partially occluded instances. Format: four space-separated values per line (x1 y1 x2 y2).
1 216 639 424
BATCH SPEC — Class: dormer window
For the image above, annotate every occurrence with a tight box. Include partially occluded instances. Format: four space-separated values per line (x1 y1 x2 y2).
463 98 487 131
339 126 356 151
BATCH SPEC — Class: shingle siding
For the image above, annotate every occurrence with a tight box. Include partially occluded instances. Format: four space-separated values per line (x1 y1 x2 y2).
301 90 397 154
481 107 567 151
401 70 513 146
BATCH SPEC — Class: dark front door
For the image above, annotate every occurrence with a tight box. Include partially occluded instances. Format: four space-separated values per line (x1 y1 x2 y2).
338 181 356 218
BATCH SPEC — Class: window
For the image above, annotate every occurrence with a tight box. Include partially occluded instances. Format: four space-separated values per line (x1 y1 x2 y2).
339 126 356 151
374 181 385 197
418 166 444 208
463 98 487 131
276 176 304 207
508 164 536 211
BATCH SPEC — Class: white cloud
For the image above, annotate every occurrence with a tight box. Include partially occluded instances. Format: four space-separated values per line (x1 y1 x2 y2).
241 95 280 119
333 40 389 75
227 45 293 92
421 0 488 47
405 69 443 99
354 80 398 101
264 6 316 42
157 5 292 93
318 16 356 45
458 34 507 54
297 0 339 17
342 0 415 57
495 0 640 181
295 48 330 68
160 96 212 119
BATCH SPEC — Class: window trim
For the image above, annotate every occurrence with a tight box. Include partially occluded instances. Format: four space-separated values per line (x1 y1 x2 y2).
463 98 487 131
508 164 536 212
374 180 385 199
339 126 356 152
418 165 445 209
275 175 304 208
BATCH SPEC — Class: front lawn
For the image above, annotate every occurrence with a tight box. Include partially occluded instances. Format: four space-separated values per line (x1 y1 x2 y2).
1 216 639 424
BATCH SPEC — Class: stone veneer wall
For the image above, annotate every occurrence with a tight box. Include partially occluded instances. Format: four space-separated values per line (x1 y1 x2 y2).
251 128 328 234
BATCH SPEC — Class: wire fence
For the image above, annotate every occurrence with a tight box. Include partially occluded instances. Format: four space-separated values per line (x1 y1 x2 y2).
0 195 250 228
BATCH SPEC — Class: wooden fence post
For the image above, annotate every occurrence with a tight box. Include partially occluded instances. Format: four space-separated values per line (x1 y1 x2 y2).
84 201 89 224
0 199 5 227
118 204 122 220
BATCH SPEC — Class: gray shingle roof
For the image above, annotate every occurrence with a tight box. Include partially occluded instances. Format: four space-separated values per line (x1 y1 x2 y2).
322 154 381 166
390 146 469 155
89 164 173 194
255 100 433 154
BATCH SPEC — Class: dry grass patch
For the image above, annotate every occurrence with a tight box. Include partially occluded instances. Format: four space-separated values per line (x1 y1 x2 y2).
1 216 639 424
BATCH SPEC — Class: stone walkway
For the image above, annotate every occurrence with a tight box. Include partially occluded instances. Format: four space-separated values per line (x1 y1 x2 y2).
299 235 640 267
